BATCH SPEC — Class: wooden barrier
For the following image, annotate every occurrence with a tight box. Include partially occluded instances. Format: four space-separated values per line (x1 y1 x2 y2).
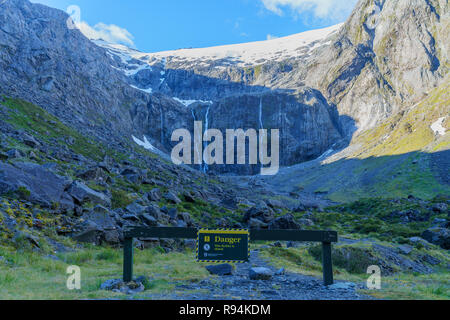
123 227 338 286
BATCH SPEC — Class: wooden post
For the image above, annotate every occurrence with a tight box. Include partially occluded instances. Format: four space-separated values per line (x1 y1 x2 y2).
123 237 134 282
322 242 333 286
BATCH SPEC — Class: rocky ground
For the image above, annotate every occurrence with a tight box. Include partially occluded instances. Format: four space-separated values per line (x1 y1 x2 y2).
104 250 373 300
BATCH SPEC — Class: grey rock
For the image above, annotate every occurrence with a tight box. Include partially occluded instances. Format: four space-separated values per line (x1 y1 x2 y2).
23 134 40 148
125 202 146 215
205 264 234 276
268 214 301 230
141 214 157 226
328 282 356 290
297 218 314 227
420 254 441 266
432 203 448 213
163 191 181 204
100 279 145 294
68 181 111 207
6 149 22 159
408 236 431 248
421 228 450 250
248 218 268 229
147 188 161 202
397 244 413 255
249 267 273 280
243 206 274 223
0 162 73 210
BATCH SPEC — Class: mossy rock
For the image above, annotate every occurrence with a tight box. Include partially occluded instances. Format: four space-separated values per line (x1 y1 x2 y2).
308 244 390 274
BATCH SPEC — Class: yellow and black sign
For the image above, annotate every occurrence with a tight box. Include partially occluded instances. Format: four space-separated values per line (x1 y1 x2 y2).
197 229 250 263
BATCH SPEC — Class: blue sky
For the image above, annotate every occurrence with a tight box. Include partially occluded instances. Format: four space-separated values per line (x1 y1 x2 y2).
31 0 358 52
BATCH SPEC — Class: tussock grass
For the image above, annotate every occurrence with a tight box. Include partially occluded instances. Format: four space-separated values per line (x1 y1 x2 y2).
0 245 209 300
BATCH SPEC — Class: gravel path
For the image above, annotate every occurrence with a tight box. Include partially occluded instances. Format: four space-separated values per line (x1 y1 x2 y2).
143 250 374 300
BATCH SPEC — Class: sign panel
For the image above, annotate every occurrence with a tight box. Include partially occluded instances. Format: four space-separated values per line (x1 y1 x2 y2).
197 229 249 263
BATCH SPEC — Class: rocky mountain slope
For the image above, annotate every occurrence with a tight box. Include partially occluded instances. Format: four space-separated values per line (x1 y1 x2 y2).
94 0 449 174
0 0 448 300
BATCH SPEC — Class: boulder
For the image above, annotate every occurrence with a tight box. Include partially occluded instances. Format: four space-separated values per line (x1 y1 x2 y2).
297 218 314 227
432 203 448 213
177 212 192 225
420 254 441 266
67 181 111 207
77 167 110 183
249 218 268 229
73 207 119 245
163 191 181 204
268 214 300 230
140 214 157 226
22 134 40 148
249 267 273 280
397 244 413 255
147 204 162 220
83 206 116 230
125 202 146 215
0 162 73 210
421 228 450 249
147 188 161 202
243 205 274 223
205 264 234 276
100 278 145 294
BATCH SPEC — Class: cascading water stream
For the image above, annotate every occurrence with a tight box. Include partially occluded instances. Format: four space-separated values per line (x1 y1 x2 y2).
160 106 164 145
202 106 210 173
259 98 264 173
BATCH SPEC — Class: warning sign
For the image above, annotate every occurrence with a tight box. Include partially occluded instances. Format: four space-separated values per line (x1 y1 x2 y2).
197 229 249 263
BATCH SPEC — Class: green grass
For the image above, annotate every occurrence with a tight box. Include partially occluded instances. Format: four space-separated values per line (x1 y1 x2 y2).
3 98 105 161
0 245 210 299
260 243 450 300
2 97 160 166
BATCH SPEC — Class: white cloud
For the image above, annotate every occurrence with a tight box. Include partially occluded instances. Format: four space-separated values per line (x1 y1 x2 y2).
261 0 358 21
76 21 135 47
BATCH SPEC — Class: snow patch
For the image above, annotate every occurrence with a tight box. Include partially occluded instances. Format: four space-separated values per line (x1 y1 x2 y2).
130 85 153 94
93 24 342 71
318 149 334 160
173 97 213 107
430 117 447 136
132 135 158 152
143 24 342 68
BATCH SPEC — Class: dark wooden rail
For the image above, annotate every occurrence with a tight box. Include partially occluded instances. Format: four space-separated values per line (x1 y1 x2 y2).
123 227 338 286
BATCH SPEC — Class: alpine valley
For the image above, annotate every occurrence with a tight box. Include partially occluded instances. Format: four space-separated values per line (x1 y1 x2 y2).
0 0 448 300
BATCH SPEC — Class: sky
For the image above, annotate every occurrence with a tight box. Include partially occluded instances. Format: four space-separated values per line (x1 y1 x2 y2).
30 0 358 53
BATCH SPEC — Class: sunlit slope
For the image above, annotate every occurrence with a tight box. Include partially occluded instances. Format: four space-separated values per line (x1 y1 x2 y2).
263 79 449 203
350 77 449 157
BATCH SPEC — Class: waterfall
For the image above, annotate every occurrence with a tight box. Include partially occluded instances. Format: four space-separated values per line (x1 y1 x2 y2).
259 97 264 173
202 106 210 173
191 108 201 169
160 106 164 145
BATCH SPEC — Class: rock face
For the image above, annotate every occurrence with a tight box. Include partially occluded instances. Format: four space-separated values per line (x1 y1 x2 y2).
95 0 448 174
0 162 73 210
0 0 448 176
